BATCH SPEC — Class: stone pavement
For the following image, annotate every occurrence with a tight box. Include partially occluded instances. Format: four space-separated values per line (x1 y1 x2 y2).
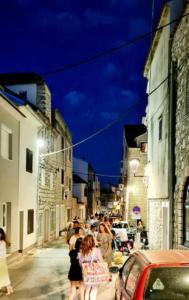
0 240 117 300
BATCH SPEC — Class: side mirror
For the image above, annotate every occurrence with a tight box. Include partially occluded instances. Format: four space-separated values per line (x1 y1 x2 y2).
109 266 119 273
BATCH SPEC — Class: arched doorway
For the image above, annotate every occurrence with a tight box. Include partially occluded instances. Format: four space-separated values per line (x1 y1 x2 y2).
183 178 189 247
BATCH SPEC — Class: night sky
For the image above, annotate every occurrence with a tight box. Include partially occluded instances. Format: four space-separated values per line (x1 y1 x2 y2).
0 0 165 184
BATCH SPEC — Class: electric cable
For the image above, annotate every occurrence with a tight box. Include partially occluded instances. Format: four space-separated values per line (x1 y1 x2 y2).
42 10 189 77
41 99 140 157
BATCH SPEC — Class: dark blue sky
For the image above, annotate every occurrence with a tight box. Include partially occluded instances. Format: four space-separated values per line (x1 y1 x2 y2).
0 0 165 184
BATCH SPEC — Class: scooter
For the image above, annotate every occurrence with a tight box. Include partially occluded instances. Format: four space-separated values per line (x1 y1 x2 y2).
115 236 130 255
140 229 149 250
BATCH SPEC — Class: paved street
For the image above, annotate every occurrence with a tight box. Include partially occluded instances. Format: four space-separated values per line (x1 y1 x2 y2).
0 240 116 300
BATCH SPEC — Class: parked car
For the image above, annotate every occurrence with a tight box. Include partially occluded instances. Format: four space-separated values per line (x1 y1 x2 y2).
115 250 189 300
112 221 129 232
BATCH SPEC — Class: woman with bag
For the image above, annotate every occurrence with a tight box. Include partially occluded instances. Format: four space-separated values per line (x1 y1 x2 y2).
78 235 107 300
0 228 13 296
68 237 84 300
97 223 113 268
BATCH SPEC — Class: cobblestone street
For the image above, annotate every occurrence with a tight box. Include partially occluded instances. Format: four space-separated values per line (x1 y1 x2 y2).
0 240 116 300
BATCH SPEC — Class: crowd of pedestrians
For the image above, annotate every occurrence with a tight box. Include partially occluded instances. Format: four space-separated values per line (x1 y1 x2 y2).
66 214 114 300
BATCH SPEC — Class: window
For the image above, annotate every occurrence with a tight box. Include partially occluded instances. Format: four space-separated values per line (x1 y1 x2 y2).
1 124 12 160
61 137 64 149
125 261 141 297
144 267 189 300
184 179 189 246
66 176 69 186
50 173 54 190
61 169 64 185
84 185 88 197
158 115 163 141
41 169 46 186
122 256 135 283
62 187 64 200
69 178 72 191
26 148 33 173
186 74 189 118
69 148 72 161
27 209 34 234
67 208 72 222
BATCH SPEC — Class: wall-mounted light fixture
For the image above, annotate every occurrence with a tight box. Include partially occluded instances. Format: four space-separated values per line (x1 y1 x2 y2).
37 139 45 148
129 159 140 176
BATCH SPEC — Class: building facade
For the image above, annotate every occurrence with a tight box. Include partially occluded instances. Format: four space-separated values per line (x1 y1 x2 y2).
0 73 74 247
144 0 186 249
171 2 189 248
0 89 41 255
122 125 147 225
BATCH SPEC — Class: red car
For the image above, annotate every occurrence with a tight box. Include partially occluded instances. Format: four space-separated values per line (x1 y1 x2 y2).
115 250 189 300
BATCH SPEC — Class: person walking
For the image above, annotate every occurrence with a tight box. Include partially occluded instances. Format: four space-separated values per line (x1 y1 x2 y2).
97 223 113 268
68 238 84 300
78 235 103 300
0 228 13 296
69 227 84 250
67 221 80 244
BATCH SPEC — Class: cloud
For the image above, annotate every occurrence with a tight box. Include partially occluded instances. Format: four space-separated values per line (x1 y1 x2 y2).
83 9 117 27
64 91 86 106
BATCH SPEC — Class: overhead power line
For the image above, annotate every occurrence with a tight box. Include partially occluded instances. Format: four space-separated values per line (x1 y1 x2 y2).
43 11 189 77
41 99 140 157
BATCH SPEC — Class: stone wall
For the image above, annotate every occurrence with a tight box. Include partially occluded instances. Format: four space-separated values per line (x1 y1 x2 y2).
172 4 189 248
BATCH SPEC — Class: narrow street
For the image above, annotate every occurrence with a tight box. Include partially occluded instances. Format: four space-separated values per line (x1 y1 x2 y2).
0 240 116 300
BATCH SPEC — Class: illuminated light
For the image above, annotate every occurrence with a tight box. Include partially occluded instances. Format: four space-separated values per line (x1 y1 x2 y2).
129 159 140 175
128 186 134 193
37 139 45 148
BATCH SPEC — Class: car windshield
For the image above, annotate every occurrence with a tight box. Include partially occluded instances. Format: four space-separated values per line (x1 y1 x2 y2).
144 266 189 300
112 223 128 229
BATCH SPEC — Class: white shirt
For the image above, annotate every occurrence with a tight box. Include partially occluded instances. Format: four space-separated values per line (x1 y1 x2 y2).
0 240 6 258
117 229 128 242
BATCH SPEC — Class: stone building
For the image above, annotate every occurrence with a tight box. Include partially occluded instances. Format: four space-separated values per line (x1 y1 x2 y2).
171 1 189 248
143 1 185 249
73 157 100 220
121 125 147 225
88 165 101 216
0 73 73 246
144 5 170 249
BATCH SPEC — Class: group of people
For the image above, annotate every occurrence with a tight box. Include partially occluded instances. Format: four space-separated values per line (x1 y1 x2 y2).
0 228 13 296
66 215 113 300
